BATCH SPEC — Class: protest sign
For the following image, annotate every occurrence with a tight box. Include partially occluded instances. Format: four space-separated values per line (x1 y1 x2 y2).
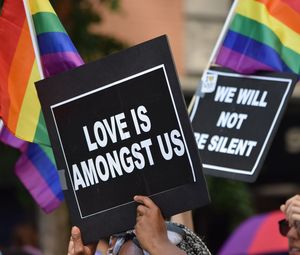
35 35 209 243
191 66 297 182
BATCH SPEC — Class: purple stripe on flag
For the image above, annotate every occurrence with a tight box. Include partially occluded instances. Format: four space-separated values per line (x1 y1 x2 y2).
219 214 267 255
15 149 62 213
0 126 26 150
27 143 64 201
216 46 274 74
41 52 84 78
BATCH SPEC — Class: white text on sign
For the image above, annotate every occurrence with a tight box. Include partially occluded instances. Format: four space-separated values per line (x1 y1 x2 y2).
214 86 268 107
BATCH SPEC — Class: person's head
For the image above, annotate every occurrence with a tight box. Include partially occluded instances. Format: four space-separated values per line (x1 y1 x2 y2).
279 219 300 255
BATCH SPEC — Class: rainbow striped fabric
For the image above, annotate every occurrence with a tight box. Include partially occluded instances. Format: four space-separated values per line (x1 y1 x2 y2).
0 0 83 212
215 0 300 76
30 0 84 78
0 0 43 144
0 124 64 213
0 0 83 145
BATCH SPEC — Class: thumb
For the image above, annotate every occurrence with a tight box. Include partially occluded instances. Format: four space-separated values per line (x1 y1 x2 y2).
71 226 85 254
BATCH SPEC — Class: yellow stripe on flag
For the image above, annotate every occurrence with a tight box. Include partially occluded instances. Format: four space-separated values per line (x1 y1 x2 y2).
16 60 41 141
29 0 56 15
237 0 300 54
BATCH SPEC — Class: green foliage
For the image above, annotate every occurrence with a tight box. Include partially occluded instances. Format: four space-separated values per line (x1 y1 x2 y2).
0 0 124 60
102 0 120 10
207 176 255 230
52 0 126 62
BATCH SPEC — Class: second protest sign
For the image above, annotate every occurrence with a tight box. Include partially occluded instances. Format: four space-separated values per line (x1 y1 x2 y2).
191 66 297 182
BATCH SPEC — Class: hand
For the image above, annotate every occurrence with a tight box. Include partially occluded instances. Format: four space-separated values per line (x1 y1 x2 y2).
280 194 300 227
133 195 186 255
67 226 97 255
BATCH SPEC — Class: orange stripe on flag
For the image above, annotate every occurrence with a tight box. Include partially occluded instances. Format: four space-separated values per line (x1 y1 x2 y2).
256 0 300 34
7 21 35 131
16 60 41 141
0 11 26 121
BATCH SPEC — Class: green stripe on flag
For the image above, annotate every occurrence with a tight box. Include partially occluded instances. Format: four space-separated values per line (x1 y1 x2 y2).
231 14 300 74
33 112 51 146
40 143 56 166
33 12 66 34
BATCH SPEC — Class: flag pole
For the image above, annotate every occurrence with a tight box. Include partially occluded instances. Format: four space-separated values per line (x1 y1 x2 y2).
22 0 45 79
189 0 239 119
207 0 239 65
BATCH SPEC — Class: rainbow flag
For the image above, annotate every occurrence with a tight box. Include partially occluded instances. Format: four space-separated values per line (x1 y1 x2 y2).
0 0 83 212
0 0 83 145
0 122 64 213
215 0 300 76
0 0 45 145
30 0 83 78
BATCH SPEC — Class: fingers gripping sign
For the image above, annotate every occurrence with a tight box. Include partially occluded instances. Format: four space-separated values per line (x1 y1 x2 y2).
68 226 96 255
134 195 168 250
133 195 187 255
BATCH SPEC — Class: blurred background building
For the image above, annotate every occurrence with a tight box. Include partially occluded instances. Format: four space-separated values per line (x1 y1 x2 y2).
0 0 300 254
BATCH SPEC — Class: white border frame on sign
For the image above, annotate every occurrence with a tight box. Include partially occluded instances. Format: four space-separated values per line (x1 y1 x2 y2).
196 70 293 176
50 64 196 219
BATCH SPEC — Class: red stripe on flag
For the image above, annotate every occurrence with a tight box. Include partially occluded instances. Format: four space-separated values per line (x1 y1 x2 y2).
256 0 300 34
282 0 300 14
0 1 26 121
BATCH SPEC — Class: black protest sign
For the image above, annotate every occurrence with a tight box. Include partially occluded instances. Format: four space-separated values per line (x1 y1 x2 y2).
51 66 196 217
190 66 297 182
35 35 209 243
